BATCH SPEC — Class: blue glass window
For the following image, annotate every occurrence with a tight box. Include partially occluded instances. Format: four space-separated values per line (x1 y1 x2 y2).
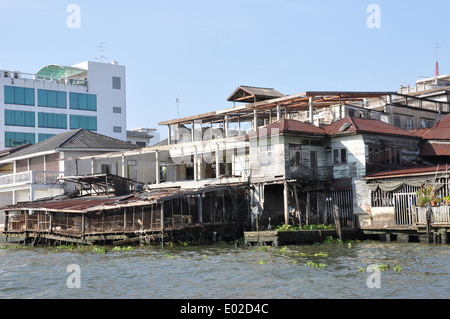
38 89 67 109
69 92 97 111
70 115 97 131
5 110 35 127
4 86 35 106
38 113 67 129
5 132 35 147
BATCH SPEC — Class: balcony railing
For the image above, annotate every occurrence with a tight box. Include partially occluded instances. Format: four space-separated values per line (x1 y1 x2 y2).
0 171 64 188
416 206 450 225
1 70 88 86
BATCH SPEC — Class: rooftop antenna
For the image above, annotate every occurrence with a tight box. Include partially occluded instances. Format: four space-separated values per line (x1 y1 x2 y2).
97 42 108 63
435 41 440 77
176 96 181 118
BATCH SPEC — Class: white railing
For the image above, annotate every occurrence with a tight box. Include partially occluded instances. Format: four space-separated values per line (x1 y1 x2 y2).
416 206 450 225
0 171 64 188
1 69 88 86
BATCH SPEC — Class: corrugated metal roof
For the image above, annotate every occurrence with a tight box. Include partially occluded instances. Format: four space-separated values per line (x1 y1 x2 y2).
365 165 449 179
420 142 450 156
2 184 247 213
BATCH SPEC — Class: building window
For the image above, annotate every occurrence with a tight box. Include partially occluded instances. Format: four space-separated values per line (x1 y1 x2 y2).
367 144 401 164
113 126 122 133
421 119 434 129
69 92 97 111
136 141 146 147
38 89 67 109
38 133 56 143
288 144 301 166
260 138 273 166
405 118 413 130
112 76 121 90
4 86 35 106
113 107 122 114
70 115 97 131
333 148 347 164
5 110 35 127
394 116 401 128
5 132 35 147
38 113 67 129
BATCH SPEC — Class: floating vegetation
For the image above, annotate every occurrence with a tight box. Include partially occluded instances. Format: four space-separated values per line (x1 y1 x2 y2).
92 246 107 254
358 264 402 273
305 262 327 269
112 246 134 251
294 251 328 257
322 236 342 244
257 259 267 265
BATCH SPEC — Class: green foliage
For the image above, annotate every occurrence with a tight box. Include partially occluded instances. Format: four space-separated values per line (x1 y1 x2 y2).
92 246 107 254
305 261 327 269
322 236 342 243
112 246 134 251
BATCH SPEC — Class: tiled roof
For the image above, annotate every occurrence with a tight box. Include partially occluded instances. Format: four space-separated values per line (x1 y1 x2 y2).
247 119 325 138
0 129 139 161
324 116 418 137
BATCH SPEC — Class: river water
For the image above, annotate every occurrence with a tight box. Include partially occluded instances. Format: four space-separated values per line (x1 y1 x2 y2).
0 240 449 299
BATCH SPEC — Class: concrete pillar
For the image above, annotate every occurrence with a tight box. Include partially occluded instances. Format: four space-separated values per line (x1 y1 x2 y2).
283 181 289 225
224 114 229 138
121 154 126 178
253 108 258 130
155 151 160 184
215 143 220 178
193 146 198 181
198 194 203 224
277 104 281 121
167 126 172 145
309 97 314 125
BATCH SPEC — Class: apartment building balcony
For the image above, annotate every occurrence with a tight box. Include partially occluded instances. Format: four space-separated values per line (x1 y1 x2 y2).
0 171 64 189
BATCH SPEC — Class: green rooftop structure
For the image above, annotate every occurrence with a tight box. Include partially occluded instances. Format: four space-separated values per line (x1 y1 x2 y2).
36 64 87 80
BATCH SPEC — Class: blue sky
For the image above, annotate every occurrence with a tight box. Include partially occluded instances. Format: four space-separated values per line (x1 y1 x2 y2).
0 0 448 139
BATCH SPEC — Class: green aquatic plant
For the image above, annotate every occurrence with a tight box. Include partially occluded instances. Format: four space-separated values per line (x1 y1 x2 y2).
112 246 134 251
394 265 402 272
257 259 267 265
322 236 342 244
92 246 107 254
305 261 327 269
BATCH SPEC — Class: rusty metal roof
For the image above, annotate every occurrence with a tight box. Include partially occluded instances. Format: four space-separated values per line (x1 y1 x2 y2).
365 165 449 180
419 142 450 156
1 184 248 213
324 116 418 137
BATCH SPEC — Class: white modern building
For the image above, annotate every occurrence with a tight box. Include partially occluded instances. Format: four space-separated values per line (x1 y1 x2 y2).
0 61 127 150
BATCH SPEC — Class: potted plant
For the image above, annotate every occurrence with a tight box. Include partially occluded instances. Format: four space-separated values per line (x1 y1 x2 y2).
444 195 450 205
415 184 437 207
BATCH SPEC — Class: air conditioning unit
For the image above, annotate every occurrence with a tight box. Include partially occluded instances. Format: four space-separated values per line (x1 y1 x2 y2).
13 72 19 79
4 71 10 78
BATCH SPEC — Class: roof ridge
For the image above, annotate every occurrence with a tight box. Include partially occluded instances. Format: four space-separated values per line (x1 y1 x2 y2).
57 128 84 148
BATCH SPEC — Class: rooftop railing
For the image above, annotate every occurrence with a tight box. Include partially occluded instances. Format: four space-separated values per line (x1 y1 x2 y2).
1 70 88 86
